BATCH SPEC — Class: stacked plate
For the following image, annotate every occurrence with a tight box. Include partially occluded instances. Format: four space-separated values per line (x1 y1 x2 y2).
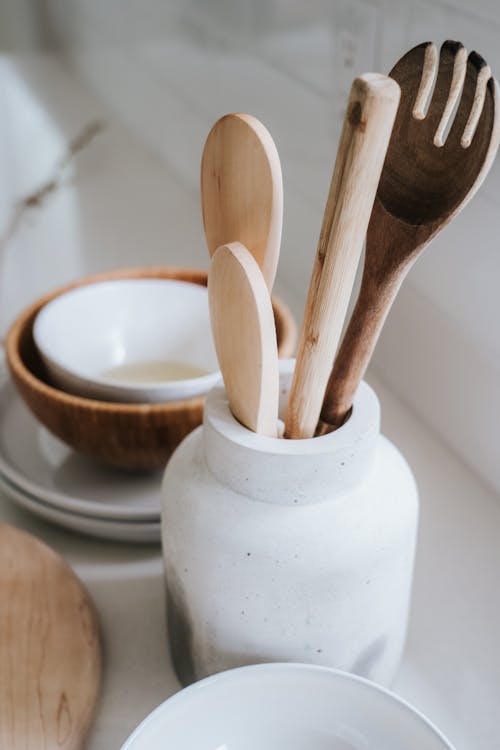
0 377 162 543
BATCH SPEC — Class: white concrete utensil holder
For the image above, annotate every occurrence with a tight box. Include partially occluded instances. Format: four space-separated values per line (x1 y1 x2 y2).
161 360 418 687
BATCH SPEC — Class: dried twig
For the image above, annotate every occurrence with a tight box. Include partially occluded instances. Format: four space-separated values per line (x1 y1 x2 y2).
0 120 105 254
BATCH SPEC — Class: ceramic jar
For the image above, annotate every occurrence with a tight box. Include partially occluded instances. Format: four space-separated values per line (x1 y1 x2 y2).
161 360 418 687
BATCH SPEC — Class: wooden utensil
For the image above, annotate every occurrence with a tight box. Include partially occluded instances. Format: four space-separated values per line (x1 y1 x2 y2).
284 74 401 439
0 524 101 749
208 241 279 436
201 113 283 290
318 41 500 432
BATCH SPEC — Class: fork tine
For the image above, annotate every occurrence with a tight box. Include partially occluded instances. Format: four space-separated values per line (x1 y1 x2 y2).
413 42 438 119
462 52 492 147
434 41 467 146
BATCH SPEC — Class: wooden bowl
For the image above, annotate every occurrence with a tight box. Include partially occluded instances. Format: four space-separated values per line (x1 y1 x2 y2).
6 267 296 471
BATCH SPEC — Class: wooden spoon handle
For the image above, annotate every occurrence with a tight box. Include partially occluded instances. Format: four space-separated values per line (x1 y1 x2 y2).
284 74 400 439
317 270 403 431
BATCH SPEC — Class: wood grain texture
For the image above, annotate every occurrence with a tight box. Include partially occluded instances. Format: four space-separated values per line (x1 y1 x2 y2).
319 41 500 432
201 113 283 290
6 267 296 470
0 524 101 749
284 74 400 439
208 242 279 436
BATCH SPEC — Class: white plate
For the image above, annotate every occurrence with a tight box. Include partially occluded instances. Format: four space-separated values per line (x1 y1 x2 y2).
0 472 161 543
121 663 454 749
0 379 162 521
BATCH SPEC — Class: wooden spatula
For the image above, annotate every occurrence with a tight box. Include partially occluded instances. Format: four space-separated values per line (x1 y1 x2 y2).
318 41 500 432
208 241 279 436
0 524 101 749
284 74 401 438
201 113 283 291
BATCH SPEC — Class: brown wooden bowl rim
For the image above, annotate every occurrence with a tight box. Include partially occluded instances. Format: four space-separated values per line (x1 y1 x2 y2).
6 265 296 416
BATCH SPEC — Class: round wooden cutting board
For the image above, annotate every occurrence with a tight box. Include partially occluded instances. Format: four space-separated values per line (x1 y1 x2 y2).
0 524 101 749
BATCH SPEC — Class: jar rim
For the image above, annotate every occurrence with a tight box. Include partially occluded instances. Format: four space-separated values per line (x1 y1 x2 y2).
204 359 380 458
202 360 380 503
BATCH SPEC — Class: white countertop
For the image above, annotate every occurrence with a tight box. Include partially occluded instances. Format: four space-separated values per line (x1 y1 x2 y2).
1 54 499 749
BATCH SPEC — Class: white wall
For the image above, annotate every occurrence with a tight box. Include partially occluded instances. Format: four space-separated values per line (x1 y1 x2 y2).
0 0 47 50
41 0 500 494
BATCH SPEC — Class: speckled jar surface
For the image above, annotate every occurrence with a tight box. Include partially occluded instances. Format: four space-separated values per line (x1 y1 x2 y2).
161 360 418 687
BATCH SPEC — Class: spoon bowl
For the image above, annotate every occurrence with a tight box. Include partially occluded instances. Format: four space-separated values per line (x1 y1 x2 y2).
208 242 279 437
201 113 283 290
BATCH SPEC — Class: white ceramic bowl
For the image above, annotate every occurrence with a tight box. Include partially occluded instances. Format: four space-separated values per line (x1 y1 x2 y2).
121 663 455 750
33 279 220 403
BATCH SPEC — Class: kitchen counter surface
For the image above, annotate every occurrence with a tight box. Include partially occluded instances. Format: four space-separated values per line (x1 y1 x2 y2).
1 54 499 750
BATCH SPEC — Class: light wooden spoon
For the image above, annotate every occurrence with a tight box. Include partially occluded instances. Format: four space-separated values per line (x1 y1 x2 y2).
0 524 101 750
208 241 279 436
201 113 283 291
318 41 500 432
284 74 401 439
